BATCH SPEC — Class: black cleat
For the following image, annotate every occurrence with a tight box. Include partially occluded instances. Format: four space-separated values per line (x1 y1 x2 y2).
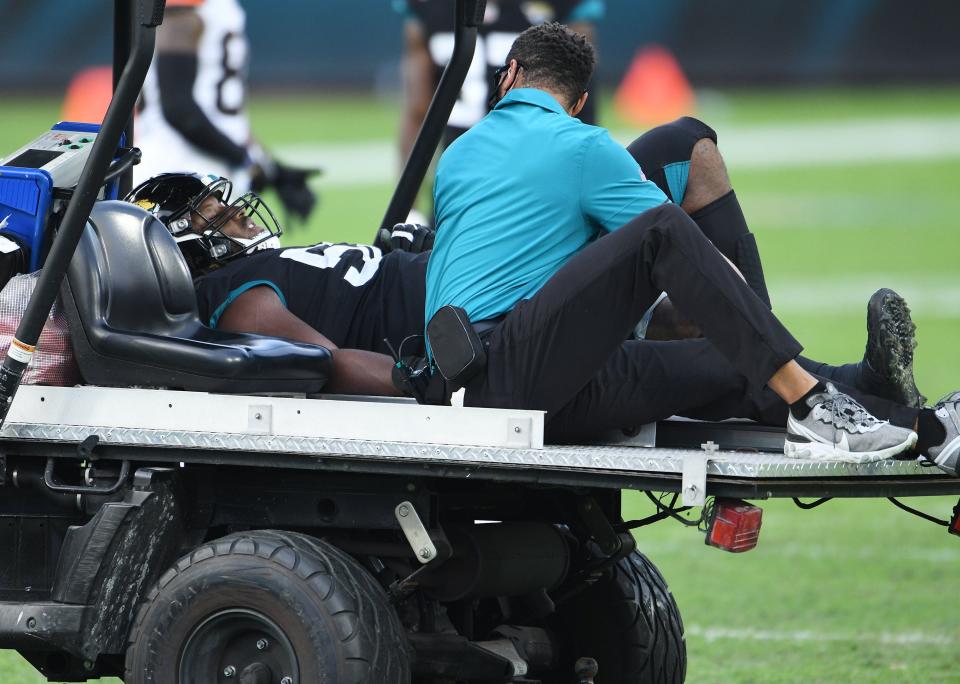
862 288 925 409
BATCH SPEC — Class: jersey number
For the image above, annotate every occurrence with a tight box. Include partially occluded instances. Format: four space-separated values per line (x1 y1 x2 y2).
279 245 383 287
216 32 245 115
429 32 517 128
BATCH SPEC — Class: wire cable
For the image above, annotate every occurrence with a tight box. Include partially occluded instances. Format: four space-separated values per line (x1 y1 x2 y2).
888 497 949 527
644 491 701 527
792 497 833 510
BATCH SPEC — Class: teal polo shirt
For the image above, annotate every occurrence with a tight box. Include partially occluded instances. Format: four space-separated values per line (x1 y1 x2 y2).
424 88 668 328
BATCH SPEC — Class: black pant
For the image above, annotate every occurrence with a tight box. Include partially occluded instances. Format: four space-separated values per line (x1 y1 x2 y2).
463 203 917 442
464 204 799 417
542 338 919 442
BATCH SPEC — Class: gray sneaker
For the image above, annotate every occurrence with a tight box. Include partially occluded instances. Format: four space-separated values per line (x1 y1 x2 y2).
785 383 918 463
925 392 960 476
863 288 925 408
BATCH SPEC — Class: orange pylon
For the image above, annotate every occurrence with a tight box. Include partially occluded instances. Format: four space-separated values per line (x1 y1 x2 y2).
614 46 695 128
61 66 114 124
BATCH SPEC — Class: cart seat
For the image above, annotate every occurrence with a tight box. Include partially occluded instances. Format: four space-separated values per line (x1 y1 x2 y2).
61 201 331 393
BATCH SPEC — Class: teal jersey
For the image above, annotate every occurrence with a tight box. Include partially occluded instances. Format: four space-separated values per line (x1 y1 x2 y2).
424 88 668 327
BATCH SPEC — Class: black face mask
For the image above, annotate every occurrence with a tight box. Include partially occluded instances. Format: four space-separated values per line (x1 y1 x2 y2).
487 61 524 109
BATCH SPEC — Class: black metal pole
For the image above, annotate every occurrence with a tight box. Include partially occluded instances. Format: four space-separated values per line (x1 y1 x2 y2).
379 0 485 234
0 0 166 427
113 0 138 198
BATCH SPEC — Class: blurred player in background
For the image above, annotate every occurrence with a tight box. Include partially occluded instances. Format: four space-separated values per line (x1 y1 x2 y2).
395 0 603 222
134 0 317 223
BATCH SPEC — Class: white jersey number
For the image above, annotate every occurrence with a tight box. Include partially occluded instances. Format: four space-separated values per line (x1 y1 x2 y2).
279 245 383 287
428 31 517 129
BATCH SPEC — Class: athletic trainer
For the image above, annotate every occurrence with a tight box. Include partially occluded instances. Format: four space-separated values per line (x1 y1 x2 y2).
423 23 960 471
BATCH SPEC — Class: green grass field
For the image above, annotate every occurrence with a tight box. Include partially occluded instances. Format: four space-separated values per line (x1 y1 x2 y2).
0 87 958 682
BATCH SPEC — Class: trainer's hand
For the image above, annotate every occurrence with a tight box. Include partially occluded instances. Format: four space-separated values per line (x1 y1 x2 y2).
376 222 435 254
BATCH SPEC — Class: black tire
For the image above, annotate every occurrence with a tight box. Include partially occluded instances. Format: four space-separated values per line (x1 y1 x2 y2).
552 550 686 683
124 530 410 684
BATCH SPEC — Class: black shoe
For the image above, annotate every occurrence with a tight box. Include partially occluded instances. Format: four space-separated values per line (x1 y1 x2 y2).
862 288 925 408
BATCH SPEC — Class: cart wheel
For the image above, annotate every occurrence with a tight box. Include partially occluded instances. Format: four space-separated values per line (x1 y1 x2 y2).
551 550 686 684
124 530 410 684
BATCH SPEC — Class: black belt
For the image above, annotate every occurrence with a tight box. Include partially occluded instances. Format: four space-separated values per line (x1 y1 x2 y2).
472 315 505 337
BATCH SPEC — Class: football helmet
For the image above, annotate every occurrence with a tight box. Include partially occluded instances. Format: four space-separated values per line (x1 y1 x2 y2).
125 172 282 273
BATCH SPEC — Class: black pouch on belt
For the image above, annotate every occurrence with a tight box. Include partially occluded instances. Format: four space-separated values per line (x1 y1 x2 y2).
427 305 487 385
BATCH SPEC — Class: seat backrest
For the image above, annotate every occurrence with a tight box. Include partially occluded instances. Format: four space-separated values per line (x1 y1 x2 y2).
72 201 197 334
61 201 331 393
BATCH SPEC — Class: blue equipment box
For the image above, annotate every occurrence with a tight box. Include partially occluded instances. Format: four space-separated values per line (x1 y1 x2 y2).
0 122 124 271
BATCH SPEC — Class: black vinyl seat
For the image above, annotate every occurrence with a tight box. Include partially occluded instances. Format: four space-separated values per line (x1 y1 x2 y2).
61 201 331 393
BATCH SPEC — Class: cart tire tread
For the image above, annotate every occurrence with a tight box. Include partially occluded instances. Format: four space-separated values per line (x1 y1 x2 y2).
615 550 686 683
558 549 685 684
124 529 410 683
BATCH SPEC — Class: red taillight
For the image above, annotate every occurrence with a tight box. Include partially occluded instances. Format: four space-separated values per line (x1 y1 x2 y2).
705 498 763 553
949 503 960 538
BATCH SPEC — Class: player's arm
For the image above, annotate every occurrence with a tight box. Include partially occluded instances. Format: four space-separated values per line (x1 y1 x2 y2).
154 6 249 167
216 286 402 396
399 19 435 167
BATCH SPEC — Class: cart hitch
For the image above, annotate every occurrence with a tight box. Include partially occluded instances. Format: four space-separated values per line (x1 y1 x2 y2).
575 657 599 684
43 435 130 494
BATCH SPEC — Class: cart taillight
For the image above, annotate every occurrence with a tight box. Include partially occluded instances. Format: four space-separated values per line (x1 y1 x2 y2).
949 501 960 538
705 498 763 552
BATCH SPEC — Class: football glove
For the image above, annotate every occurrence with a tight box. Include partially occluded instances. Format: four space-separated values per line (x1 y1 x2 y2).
375 222 435 254
250 158 320 222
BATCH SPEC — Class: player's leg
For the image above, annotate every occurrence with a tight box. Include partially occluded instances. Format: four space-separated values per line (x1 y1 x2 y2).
627 116 771 307
796 289 925 408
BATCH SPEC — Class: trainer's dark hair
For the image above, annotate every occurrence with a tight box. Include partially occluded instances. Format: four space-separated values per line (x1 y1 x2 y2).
505 22 596 108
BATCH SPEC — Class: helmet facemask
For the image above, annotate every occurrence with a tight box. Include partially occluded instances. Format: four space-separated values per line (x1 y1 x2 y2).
127 173 284 275
176 179 283 267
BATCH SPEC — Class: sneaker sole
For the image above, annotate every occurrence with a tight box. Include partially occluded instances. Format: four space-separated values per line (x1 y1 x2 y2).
785 434 917 463
865 288 925 408
932 435 960 476
784 416 918 463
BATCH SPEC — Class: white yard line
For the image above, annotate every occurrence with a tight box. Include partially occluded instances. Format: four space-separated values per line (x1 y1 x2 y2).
685 625 955 646
619 116 960 170
276 116 960 188
768 275 960 317
739 192 953 231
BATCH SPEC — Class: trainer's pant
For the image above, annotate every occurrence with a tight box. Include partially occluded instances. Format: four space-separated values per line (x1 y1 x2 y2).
463 203 918 441
464 203 797 421
542 338 919 442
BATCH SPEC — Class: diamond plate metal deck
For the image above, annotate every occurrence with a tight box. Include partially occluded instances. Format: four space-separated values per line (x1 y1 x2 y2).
0 420 943 480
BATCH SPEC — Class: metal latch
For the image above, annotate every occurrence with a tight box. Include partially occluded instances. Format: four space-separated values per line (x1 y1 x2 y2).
681 441 717 507
395 501 437 564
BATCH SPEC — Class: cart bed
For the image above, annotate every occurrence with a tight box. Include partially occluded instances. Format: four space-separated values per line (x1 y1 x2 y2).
1 385 955 500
